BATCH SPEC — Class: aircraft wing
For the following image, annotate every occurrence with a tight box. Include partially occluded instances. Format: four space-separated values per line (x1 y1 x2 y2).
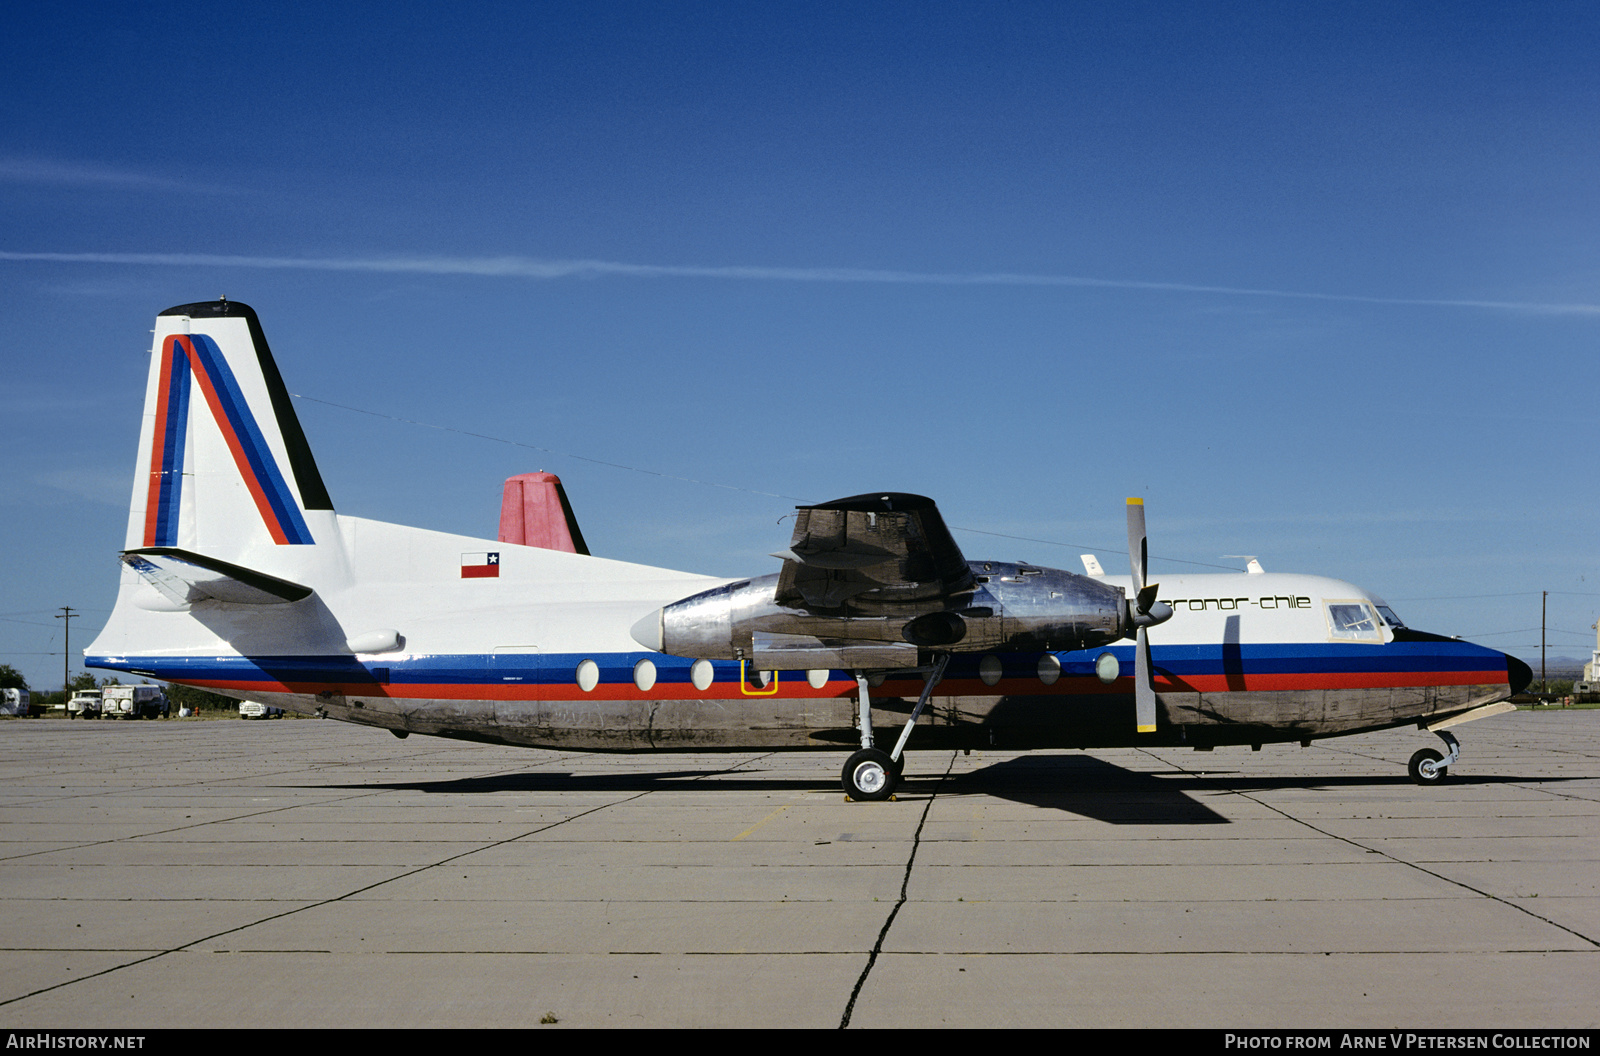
773 493 975 611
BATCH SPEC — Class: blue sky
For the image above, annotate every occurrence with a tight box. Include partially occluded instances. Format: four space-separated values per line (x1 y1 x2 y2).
2 1 1596 690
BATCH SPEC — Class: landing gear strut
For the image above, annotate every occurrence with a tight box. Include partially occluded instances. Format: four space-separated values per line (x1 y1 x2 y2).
842 655 948 800
1408 729 1460 785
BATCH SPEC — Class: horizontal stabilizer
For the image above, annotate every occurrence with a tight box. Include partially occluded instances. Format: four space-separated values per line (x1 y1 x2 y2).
121 547 313 606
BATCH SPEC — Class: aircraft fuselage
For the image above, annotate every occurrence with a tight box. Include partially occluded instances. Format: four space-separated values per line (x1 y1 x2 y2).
90 544 1524 753
83 300 1529 793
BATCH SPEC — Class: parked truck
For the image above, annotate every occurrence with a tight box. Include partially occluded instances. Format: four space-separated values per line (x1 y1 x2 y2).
102 685 168 719
66 689 102 719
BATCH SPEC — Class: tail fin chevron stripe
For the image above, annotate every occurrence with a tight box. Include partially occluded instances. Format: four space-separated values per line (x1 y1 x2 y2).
143 333 315 546
143 333 192 548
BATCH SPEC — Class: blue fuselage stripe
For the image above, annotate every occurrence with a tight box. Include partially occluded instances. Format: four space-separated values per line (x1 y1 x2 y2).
85 639 1510 690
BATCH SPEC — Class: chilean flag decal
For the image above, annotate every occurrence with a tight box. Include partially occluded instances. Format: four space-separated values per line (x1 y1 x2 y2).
461 552 500 579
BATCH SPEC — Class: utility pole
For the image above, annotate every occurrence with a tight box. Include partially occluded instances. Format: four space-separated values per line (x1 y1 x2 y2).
1541 591 1547 693
56 607 76 705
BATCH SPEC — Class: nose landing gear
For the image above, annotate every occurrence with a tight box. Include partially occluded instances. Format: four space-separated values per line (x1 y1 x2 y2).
1408 729 1460 785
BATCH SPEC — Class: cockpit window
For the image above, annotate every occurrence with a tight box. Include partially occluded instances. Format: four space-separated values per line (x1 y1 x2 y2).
1326 601 1383 642
1375 605 1406 630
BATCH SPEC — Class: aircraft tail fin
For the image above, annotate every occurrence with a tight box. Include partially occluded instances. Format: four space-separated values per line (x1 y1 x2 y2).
129 300 334 563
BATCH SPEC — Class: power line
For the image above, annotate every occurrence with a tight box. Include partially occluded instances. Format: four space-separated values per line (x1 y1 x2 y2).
293 392 1246 573
288 392 1599 583
293 393 804 501
948 526 1245 571
1394 591 1600 602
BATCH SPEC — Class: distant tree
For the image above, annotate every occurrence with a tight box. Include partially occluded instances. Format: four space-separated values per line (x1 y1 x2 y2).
0 665 27 691
164 683 238 712
68 673 99 693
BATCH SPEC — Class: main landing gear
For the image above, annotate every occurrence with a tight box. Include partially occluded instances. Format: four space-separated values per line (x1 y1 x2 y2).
1408 729 1461 785
841 748 897 801
842 655 948 801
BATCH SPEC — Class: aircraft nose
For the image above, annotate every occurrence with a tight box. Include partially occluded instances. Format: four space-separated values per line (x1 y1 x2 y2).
630 609 663 652
1506 654 1533 695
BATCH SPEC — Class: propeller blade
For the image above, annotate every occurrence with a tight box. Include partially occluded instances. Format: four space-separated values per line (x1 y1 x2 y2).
1126 497 1147 593
1135 625 1157 733
1128 498 1158 733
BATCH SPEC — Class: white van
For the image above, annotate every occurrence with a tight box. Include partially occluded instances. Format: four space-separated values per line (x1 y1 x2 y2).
0 688 29 717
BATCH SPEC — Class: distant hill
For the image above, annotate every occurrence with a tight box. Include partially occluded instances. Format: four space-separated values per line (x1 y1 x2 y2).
1519 656 1587 679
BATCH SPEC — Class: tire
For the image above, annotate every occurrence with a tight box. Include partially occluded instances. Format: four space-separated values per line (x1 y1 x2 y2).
842 748 897 801
1408 748 1447 785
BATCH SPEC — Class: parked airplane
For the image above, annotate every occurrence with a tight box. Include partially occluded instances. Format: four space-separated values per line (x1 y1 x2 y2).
87 301 1531 799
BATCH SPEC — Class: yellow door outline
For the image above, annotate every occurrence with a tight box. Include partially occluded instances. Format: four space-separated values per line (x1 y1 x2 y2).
739 660 780 696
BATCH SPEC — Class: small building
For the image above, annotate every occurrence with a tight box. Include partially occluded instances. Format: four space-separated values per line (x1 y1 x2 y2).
1577 621 1600 702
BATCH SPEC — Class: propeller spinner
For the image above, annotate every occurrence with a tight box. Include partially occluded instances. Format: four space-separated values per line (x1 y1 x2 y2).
1126 498 1174 733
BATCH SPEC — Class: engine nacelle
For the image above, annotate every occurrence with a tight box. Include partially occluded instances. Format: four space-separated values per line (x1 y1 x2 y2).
630 562 1136 669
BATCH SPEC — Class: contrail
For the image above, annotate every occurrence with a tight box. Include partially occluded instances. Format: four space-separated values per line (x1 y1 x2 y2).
2 249 1596 314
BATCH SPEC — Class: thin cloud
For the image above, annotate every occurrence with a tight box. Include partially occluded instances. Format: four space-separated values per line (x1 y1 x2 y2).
1 249 1596 314
0 157 239 195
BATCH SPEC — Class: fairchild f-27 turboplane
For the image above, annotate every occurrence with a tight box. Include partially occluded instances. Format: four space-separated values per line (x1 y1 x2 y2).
87 301 1532 800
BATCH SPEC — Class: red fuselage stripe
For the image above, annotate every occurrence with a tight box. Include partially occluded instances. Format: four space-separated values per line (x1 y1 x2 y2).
184 668 1508 702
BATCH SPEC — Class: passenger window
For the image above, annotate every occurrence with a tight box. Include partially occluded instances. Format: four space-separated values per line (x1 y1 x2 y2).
1326 602 1382 642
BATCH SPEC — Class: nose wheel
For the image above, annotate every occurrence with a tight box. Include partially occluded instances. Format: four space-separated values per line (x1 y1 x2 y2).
1408 748 1446 785
1408 729 1460 785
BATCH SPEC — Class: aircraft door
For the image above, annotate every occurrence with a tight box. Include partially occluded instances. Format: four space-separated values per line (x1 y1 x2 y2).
491 645 545 729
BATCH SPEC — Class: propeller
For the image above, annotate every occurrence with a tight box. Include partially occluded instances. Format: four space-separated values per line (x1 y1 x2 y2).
1126 498 1173 733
